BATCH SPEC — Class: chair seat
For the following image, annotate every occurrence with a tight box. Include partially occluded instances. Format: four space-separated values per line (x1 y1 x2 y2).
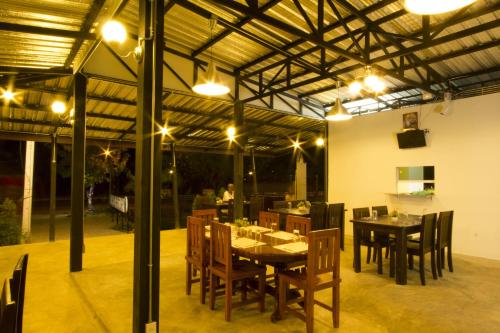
210 260 265 280
279 269 340 290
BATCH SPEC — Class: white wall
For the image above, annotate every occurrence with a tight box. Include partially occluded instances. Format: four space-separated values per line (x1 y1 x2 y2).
327 92 500 260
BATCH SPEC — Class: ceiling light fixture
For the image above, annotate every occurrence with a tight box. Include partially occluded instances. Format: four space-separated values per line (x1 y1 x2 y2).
349 66 386 95
316 138 325 147
102 20 127 43
227 126 236 141
51 101 66 114
292 140 301 149
192 15 230 96
325 81 352 121
405 0 477 15
161 126 169 135
1 90 14 101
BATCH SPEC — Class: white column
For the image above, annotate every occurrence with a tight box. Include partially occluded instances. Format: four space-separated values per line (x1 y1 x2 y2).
295 153 307 200
22 141 35 242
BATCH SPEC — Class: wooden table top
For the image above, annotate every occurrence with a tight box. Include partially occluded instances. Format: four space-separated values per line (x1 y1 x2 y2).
268 207 310 216
350 215 421 229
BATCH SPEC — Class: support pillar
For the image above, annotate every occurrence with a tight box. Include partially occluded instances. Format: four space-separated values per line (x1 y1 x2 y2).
233 100 245 219
251 148 258 195
295 152 307 200
70 73 86 272
171 143 180 229
133 0 163 330
21 140 35 242
324 123 329 202
49 133 56 241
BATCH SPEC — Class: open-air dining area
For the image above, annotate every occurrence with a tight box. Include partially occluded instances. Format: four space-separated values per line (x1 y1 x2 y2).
1 0 500 332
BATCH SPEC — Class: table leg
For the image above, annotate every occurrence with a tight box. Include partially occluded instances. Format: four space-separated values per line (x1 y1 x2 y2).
395 229 408 285
353 224 361 273
270 263 285 322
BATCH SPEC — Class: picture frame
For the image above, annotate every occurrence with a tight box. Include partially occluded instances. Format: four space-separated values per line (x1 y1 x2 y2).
403 112 418 129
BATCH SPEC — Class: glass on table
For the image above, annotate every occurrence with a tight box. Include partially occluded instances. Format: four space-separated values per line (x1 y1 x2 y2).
293 229 300 242
372 210 378 220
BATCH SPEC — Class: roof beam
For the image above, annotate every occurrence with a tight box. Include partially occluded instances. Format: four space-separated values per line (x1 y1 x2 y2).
0 66 72 75
0 22 96 40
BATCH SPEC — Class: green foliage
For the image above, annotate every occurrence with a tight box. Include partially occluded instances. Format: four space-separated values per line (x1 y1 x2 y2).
0 198 21 246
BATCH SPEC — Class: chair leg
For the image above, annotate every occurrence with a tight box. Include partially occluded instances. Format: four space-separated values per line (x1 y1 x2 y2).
389 247 395 278
436 248 443 278
225 279 232 321
186 262 192 295
385 246 389 259
333 284 340 328
373 246 377 263
419 255 426 286
259 273 265 312
209 273 216 310
408 254 414 270
366 246 371 264
441 249 445 269
431 249 438 280
305 290 314 333
447 246 454 272
200 267 206 304
241 280 247 301
278 277 287 320
377 246 383 274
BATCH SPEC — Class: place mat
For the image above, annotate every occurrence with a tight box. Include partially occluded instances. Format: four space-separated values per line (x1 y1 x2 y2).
274 242 308 253
243 225 272 233
267 231 296 241
232 237 266 249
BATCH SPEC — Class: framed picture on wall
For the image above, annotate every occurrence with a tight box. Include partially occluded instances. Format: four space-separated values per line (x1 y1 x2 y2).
403 112 418 129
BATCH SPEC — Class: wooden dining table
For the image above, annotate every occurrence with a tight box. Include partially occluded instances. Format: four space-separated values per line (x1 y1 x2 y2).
268 207 310 230
206 225 307 321
350 215 421 285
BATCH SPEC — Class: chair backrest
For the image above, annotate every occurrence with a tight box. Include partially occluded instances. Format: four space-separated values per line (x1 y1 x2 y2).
209 222 232 273
258 211 280 229
9 254 28 333
372 205 388 216
249 196 264 222
306 228 340 282
192 209 217 226
326 203 344 229
272 200 288 209
310 202 327 230
1 278 16 333
352 207 370 219
285 215 311 235
437 211 454 248
420 213 438 252
186 216 206 263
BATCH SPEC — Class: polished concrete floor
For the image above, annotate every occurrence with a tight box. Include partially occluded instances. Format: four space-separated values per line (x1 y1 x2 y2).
1 229 499 332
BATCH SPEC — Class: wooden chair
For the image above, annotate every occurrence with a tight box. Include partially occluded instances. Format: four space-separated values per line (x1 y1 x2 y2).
1 278 16 333
353 207 376 264
371 205 391 259
390 213 438 285
436 211 454 277
9 254 28 333
192 208 217 226
371 205 388 216
272 200 288 209
326 203 345 250
258 211 280 230
285 215 311 236
185 216 208 304
310 202 327 230
209 222 266 321
278 228 341 332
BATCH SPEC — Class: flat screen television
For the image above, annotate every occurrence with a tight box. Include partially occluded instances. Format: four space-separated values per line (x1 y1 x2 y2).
397 129 426 149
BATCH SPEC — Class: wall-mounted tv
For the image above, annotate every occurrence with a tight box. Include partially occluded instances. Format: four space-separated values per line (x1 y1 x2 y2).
397 129 426 149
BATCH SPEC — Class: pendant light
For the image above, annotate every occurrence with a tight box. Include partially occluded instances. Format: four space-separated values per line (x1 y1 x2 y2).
192 16 230 96
404 0 477 15
325 82 352 121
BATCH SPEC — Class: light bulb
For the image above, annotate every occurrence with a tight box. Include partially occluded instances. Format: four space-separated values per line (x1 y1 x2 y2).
161 126 169 135
371 80 385 93
51 101 66 114
227 126 236 141
2 90 14 101
293 141 300 149
364 74 380 88
102 20 127 43
349 81 362 94
316 138 325 147
192 82 230 96
405 0 477 15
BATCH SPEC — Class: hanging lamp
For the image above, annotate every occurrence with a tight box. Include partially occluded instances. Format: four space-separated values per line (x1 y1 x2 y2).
325 82 352 121
192 16 230 96
404 0 477 15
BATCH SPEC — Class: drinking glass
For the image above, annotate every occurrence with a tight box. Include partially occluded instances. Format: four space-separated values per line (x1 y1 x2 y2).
293 229 300 242
372 210 378 220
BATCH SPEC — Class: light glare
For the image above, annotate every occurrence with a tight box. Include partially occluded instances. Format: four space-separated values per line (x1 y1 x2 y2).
161 126 169 135
102 20 127 43
51 101 66 114
316 138 325 147
192 82 230 96
227 126 236 141
2 90 14 101
349 81 362 95
405 0 477 15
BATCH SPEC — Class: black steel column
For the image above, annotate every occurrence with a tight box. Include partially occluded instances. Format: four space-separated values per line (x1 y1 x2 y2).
171 143 180 229
324 123 329 202
251 148 258 195
49 133 56 241
70 73 86 272
233 100 245 219
133 0 163 331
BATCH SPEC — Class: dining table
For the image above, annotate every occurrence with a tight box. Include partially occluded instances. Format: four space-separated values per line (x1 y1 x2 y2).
206 224 307 321
350 215 421 285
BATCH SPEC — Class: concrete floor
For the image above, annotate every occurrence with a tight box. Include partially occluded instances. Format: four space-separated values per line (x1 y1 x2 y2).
1 229 499 332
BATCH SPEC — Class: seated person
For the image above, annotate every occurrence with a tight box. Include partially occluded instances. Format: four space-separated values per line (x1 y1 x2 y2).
223 183 234 202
